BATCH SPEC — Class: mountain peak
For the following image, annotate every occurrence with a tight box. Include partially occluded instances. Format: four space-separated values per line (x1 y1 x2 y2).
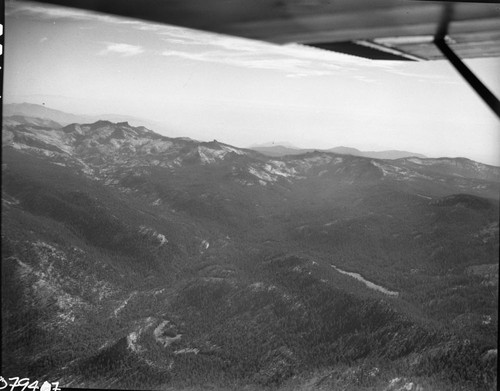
328 146 361 155
251 141 298 149
202 139 223 148
90 120 114 127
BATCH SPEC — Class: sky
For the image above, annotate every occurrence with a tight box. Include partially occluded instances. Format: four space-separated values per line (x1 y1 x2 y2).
3 0 500 165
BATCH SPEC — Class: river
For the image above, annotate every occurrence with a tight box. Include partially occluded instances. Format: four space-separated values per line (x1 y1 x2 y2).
331 265 399 297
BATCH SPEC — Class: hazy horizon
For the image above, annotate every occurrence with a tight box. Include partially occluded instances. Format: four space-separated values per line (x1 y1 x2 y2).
4 0 500 165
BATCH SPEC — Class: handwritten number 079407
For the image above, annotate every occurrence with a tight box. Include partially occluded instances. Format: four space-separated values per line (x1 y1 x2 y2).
0 377 61 391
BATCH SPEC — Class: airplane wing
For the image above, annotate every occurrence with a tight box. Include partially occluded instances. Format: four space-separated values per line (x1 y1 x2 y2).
30 0 500 116
29 0 500 61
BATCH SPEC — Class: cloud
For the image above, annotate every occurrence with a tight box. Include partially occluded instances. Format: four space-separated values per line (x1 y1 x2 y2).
158 40 396 78
160 48 341 77
387 69 446 80
6 0 153 28
99 43 144 56
1 2 420 78
353 75 379 83
157 29 406 79
7 0 433 81
7 1 103 20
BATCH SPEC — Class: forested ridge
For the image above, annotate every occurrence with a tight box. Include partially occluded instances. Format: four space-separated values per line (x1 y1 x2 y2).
2 119 498 390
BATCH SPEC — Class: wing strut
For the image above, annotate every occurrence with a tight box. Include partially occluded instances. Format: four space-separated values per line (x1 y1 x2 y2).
434 4 500 119
434 38 500 119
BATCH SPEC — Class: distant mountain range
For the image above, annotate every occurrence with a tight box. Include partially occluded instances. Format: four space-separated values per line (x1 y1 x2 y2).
3 102 172 135
6 103 425 160
328 146 427 160
2 105 499 390
251 144 427 160
4 103 92 125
